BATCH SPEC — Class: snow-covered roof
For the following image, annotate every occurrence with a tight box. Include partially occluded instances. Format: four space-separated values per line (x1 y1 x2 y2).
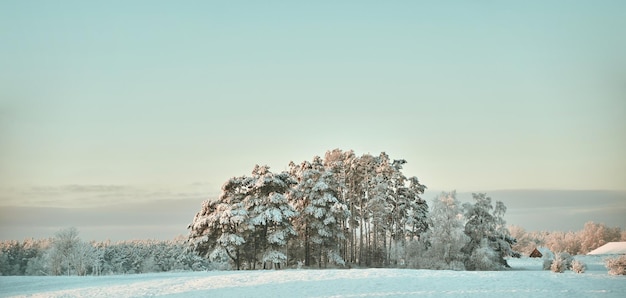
587 242 626 255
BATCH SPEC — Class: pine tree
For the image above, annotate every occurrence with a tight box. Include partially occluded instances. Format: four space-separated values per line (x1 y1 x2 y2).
189 165 297 270
290 157 350 267
188 176 251 270
246 165 298 269
461 193 515 270
323 149 357 264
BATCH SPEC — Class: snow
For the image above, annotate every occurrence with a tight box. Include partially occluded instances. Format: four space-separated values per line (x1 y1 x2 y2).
588 242 626 255
1 257 625 298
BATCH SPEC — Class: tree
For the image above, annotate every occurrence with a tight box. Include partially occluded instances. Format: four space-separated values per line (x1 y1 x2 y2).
422 191 468 270
323 149 358 264
291 157 350 267
579 221 621 254
509 225 533 255
399 176 428 257
462 193 515 270
49 227 81 275
71 241 96 276
188 176 251 270
246 165 298 269
189 166 297 270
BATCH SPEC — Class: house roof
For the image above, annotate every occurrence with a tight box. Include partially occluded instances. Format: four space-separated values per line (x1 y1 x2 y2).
529 248 543 258
587 242 626 255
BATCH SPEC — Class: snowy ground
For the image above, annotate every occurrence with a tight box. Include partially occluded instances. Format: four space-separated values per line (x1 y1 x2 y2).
1 256 624 297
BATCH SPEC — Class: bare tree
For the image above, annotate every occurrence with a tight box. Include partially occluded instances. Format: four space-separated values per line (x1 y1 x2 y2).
49 227 80 275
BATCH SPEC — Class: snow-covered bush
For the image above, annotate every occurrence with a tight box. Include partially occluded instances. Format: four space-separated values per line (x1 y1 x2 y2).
543 252 572 273
547 252 574 273
550 255 566 273
605 255 626 275
327 250 346 267
571 259 586 273
467 240 500 271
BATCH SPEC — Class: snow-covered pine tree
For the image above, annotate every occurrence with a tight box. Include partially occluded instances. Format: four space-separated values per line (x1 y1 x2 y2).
188 176 252 270
246 165 298 269
388 172 428 266
320 150 427 267
323 149 358 264
368 173 391 267
385 159 407 258
352 153 377 266
461 193 515 270
406 176 429 239
290 157 350 267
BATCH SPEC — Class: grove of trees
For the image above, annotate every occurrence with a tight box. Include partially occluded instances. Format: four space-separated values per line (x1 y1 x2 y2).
188 150 429 269
188 149 517 271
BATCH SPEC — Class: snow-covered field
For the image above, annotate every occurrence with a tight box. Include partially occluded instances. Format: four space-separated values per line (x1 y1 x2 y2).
1 256 624 298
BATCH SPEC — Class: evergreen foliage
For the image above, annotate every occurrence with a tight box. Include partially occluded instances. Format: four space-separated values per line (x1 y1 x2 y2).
461 193 516 270
188 149 429 269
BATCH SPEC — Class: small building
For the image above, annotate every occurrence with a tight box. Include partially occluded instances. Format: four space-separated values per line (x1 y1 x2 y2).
587 242 626 255
529 248 543 258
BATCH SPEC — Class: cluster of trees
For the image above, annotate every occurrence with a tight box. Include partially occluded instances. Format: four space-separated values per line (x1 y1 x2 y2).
407 191 516 270
188 149 516 271
188 150 429 270
509 222 625 256
0 228 209 276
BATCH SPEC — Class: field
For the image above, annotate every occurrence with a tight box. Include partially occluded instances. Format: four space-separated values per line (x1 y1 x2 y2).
1 256 624 297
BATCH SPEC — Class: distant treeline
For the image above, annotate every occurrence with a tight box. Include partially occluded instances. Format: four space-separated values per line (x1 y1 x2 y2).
0 228 211 276
511 221 626 256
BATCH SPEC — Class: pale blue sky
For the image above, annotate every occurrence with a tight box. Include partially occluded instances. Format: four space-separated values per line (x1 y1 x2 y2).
1 1 625 219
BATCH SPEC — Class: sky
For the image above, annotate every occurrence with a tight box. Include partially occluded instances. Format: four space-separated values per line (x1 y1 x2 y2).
1 1 625 241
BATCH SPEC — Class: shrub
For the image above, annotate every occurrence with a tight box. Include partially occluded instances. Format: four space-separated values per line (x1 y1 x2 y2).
605 255 626 275
467 241 500 271
550 255 565 273
571 259 586 273
548 253 573 273
559 252 574 270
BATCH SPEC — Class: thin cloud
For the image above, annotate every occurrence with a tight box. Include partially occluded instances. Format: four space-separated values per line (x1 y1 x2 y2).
0 184 215 208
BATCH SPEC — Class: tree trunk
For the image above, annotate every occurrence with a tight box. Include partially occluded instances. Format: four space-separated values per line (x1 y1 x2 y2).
359 198 364 267
318 244 323 268
305 224 310 267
